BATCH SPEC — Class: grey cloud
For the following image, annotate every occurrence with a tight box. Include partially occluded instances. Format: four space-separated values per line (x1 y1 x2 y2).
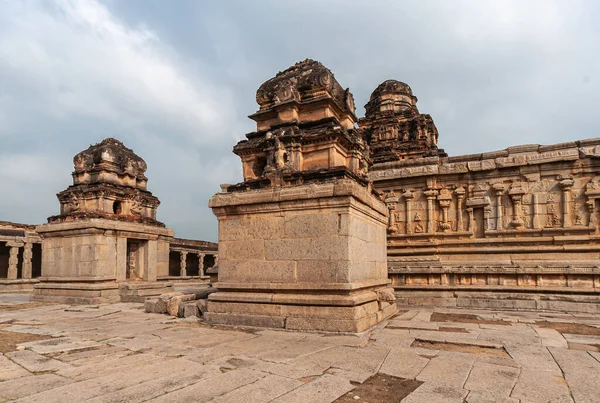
1 0 599 242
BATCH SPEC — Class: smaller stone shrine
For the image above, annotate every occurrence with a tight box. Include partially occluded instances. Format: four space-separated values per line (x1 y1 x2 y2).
33 138 174 304
359 80 446 163
206 60 396 333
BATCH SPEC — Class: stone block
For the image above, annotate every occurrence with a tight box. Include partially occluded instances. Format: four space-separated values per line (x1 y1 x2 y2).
204 312 286 328
197 299 208 315
219 260 296 283
183 301 200 318
219 239 266 260
144 297 163 313
283 213 339 239
167 294 196 317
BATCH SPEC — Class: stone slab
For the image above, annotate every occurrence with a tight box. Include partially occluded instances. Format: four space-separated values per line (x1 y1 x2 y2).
379 347 431 379
416 354 475 388
270 374 354 403
0 373 73 401
5 350 73 373
549 347 600 403
511 369 573 403
402 382 468 403
463 362 519 396
211 374 303 403
0 354 31 381
18 337 102 354
146 368 268 403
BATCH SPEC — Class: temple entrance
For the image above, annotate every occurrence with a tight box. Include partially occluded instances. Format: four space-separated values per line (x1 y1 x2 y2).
126 239 146 280
168 251 180 276
0 242 8 278
32 243 42 278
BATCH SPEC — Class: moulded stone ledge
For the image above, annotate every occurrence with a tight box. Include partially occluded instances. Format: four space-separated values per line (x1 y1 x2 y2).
213 278 390 291
208 290 379 307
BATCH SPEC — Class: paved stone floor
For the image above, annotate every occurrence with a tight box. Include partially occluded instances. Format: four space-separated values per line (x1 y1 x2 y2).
1 294 600 402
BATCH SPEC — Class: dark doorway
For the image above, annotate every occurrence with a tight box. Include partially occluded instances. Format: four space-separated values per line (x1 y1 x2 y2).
0 242 8 278
126 239 142 279
186 253 199 277
169 251 180 276
32 243 42 278
16 247 23 279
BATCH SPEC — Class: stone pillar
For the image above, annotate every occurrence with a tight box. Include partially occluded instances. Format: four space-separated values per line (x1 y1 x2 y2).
455 186 465 231
559 178 574 228
198 253 205 277
466 208 474 233
532 194 540 229
437 189 452 232
587 200 596 229
492 184 505 231
508 184 525 229
424 189 438 233
403 190 414 234
179 251 187 277
6 242 22 280
384 192 399 234
22 242 33 280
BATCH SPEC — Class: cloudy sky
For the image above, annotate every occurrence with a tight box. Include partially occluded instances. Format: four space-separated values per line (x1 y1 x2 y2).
1 0 599 241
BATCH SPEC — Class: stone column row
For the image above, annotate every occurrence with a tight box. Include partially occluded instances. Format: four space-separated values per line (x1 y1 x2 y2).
4 242 35 280
178 251 213 277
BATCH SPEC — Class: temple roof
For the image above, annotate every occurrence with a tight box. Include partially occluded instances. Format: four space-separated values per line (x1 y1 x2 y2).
73 138 147 179
369 79 414 100
255 59 355 115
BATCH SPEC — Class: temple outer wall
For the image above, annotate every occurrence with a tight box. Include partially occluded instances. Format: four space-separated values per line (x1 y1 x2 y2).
32 219 173 304
371 138 600 313
205 180 396 333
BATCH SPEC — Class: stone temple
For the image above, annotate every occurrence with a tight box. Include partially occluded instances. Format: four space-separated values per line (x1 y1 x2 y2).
2 58 600 330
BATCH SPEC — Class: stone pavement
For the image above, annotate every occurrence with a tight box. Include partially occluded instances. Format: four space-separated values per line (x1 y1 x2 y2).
1 294 600 402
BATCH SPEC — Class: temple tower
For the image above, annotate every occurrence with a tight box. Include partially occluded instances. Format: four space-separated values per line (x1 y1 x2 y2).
359 80 446 162
33 138 173 304
206 60 396 333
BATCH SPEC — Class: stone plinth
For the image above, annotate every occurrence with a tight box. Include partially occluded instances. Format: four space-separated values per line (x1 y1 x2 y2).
32 219 172 304
205 180 396 333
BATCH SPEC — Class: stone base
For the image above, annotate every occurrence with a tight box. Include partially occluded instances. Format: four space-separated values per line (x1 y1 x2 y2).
118 281 174 302
395 288 600 314
207 180 395 333
206 284 397 333
32 281 120 304
0 279 40 293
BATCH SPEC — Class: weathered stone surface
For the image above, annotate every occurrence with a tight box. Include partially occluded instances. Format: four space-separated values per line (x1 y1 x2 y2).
166 294 195 317
17 337 102 354
416 354 476 387
183 301 199 318
402 382 468 403
0 353 31 380
0 373 73 401
211 374 303 403
549 347 600 403
5 350 73 373
270 374 354 403
463 362 519 396
511 368 573 403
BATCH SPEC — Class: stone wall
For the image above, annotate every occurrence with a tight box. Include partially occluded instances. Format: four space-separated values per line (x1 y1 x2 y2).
0 221 42 291
371 138 600 311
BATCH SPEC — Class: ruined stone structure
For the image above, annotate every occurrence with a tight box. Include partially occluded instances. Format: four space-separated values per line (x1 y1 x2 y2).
0 222 42 291
364 81 600 312
167 238 217 280
206 60 397 332
32 139 174 303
